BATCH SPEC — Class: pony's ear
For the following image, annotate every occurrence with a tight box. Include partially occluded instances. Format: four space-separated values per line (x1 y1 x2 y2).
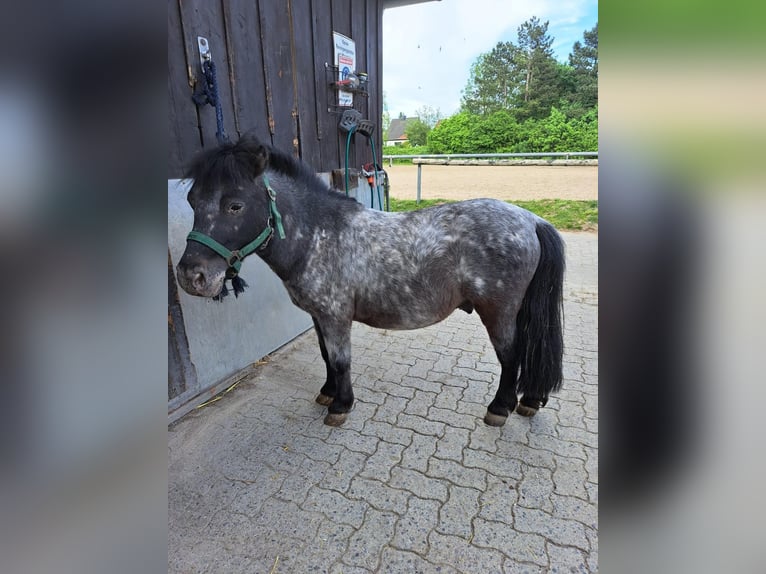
236 133 270 179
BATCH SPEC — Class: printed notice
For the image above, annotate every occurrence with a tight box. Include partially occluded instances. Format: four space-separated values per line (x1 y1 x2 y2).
333 32 356 107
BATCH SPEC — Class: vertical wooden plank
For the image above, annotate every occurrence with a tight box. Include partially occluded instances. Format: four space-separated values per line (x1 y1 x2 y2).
374 0 384 161
366 0 383 165
177 0 237 148
258 0 299 155
312 0 340 172
289 0 322 170
332 0 354 171
168 0 202 177
222 0 271 144
351 0 369 168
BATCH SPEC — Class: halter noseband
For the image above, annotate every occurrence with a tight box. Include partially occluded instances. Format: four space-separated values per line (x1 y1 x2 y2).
186 173 286 299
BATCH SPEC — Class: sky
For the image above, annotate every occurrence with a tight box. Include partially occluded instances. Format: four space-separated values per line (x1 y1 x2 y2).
382 0 598 118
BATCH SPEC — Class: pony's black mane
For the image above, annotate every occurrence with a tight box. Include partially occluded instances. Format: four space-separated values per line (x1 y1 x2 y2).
185 135 354 204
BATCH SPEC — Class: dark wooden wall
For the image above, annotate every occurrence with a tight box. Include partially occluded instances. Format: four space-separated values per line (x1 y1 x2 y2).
168 0 384 178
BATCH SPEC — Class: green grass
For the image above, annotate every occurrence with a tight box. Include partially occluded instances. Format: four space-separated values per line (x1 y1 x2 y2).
388 198 598 231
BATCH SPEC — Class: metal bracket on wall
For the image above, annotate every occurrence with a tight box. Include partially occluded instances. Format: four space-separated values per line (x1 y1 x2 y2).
197 36 211 67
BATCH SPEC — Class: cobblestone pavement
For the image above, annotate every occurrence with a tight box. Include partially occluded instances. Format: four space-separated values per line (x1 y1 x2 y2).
169 231 597 573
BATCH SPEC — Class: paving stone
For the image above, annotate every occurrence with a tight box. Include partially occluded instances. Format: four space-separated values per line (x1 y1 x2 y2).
455 399 487 419
252 498 323 541
303 486 369 529
497 440 556 470
436 485 481 538
429 406 477 430
427 531 505 573
553 458 590 500
404 389 437 417
391 495 441 554
397 413 446 437
347 476 409 514
289 434 343 465
407 358 435 379
380 546 460 574
503 558 547 573
400 433 438 473
359 440 406 481
344 508 397 571
366 378 415 399
432 385 464 411
478 476 517 524
401 375 444 394
434 427 470 462
329 563 373 574
427 457 487 490
326 428 380 455
472 517 548 566
389 467 449 502
275 457 331 505
339 400 378 433
354 386 387 406
463 447 522 480
361 419 413 447
468 424 501 453
585 481 598 505
461 380 493 404
527 433 587 461
373 395 410 425
551 493 598 530
513 506 589 550
288 519 355 572
548 542 589 573
517 464 555 512
318 448 368 493
382 362 411 383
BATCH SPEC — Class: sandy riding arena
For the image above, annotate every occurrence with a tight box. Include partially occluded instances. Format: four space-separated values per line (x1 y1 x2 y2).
385 164 598 202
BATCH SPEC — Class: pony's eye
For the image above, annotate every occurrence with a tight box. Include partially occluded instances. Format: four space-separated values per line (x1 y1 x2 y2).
228 203 244 214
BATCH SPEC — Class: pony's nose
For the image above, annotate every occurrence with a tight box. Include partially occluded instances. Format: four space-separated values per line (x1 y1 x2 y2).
190 268 206 290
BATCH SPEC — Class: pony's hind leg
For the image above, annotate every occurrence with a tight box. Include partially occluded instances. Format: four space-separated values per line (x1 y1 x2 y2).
312 318 335 406
516 395 548 417
479 308 522 427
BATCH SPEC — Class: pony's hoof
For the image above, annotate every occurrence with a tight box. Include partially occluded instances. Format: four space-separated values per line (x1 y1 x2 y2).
315 393 334 406
323 412 348 427
515 403 539 417
484 411 508 427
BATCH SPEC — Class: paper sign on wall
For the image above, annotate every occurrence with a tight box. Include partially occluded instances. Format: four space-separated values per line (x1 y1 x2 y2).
333 32 356 107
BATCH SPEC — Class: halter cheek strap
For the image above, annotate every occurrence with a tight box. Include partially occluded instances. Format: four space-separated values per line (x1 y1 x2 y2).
186 174 286 298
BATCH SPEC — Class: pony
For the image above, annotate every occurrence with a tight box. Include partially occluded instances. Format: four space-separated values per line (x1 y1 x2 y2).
176 135 565 427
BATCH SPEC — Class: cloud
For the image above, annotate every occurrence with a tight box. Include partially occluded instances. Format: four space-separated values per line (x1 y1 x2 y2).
383 0 597 117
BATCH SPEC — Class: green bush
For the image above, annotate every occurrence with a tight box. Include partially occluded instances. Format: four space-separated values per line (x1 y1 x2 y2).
381 144 430 164
426 107 597 155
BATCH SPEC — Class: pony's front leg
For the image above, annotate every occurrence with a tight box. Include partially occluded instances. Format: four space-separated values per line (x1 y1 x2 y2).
315 318 354 426
312 318 336 406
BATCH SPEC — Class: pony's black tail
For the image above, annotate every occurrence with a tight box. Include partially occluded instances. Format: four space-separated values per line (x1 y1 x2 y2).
515 221 565 399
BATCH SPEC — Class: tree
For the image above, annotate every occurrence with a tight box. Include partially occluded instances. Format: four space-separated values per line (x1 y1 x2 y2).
381 91 391 141
405 118 430 146
460 17 569 120
568 23 598 110
512 17 562 120
461 41 520 115
415 105 442 128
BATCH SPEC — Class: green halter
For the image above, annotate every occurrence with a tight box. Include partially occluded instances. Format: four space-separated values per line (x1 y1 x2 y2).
186 173 286 274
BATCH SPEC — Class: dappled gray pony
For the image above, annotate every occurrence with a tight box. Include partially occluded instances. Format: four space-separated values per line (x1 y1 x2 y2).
176 135 565 427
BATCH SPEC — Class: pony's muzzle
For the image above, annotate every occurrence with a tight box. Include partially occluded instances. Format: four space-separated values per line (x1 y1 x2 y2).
176 261 226 298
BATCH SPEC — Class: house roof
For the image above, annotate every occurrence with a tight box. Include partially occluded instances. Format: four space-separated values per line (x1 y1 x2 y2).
387 117 418 141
